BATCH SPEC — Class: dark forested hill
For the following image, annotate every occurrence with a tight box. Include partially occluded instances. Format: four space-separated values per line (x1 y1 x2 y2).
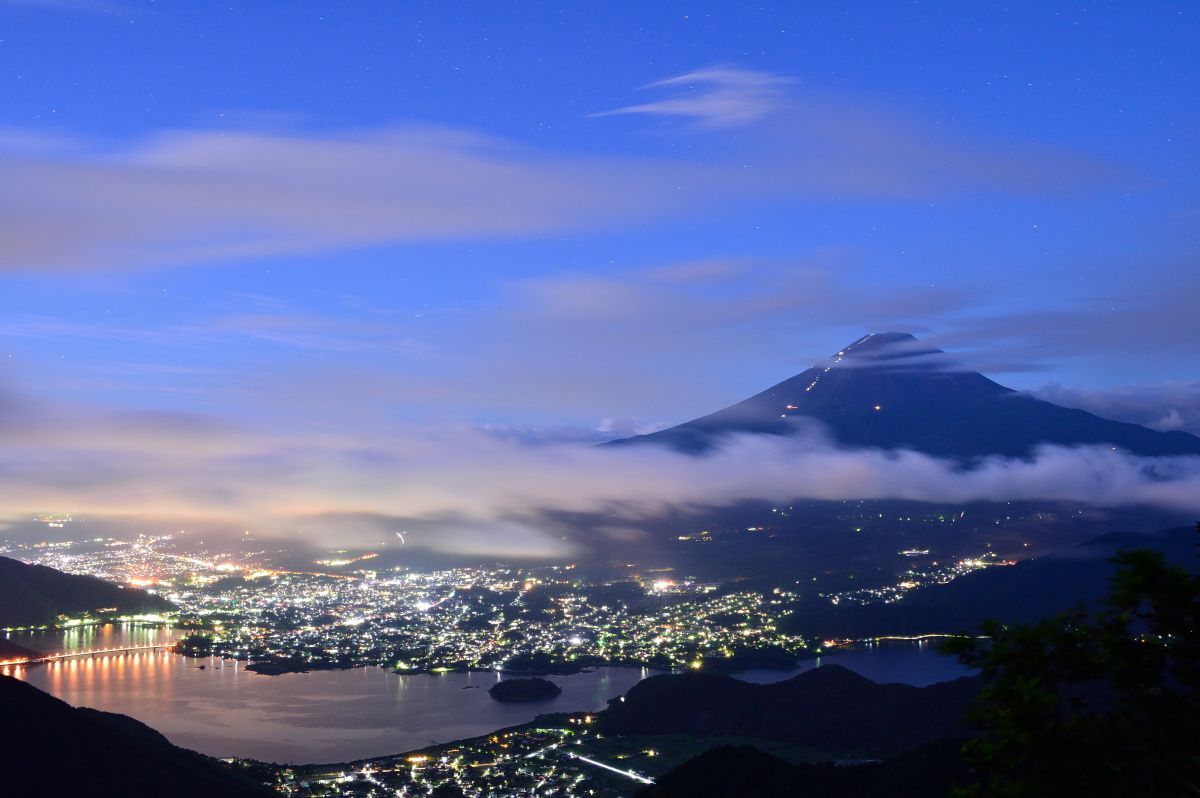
0 555 172 627
600 664 979 757
0 674 272 797
0 638 44 661
634 739 968 798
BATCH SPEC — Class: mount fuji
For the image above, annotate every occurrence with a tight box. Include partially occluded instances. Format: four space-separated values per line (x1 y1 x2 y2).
611 332 1200 459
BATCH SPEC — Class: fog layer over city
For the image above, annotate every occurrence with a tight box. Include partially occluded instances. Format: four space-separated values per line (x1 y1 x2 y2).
4 391 1198 555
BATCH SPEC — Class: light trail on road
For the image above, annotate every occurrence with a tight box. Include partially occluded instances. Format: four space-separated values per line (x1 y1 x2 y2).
565 752 654 784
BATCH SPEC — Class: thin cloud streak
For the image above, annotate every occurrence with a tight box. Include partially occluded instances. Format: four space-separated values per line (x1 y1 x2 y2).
0 126 709 270
7 253 1193 431
592 65 796 128
1 67 1122 271
1033 382 1200 437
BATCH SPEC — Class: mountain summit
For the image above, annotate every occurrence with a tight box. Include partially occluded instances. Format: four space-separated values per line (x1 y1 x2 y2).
612 333 1200 458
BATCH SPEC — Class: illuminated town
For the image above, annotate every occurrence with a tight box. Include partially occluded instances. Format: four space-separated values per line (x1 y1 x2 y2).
254 719 657 797
0 528 1014 796
2 533 809 672
1 527 1009 676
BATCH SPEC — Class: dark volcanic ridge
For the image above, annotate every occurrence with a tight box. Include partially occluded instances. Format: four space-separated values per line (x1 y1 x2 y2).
612 332 1200 459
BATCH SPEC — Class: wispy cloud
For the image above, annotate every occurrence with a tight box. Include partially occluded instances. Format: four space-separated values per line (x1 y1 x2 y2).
0 73 1122 272
0 126 711 271
593 66 795 128
376 257 977 419
922 276 1200 376
1032 382 1200 437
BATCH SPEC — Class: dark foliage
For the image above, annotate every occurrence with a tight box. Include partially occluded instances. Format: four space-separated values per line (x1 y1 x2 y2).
943 524 1200 797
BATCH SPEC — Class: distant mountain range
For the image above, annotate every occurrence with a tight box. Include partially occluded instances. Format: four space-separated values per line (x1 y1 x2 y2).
612 332 1200 458
789 524 1199 639
0 555 173 628
0 675 272 797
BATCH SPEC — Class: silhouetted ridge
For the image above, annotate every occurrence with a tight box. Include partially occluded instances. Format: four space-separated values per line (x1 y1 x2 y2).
635 738 968 798
0 675 272 797
0 639 43 661
600 664 979 756
611 333 1200 458
0 555 173 627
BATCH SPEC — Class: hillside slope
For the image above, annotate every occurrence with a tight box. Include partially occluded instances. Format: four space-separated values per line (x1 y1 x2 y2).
600 664 979 757
0 555 173 627
0 674 272 797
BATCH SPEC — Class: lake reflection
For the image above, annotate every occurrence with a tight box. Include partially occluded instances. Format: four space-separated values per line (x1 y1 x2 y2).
4 626 972 764
7 621 179 655
7 652 651 763
818 639 974 687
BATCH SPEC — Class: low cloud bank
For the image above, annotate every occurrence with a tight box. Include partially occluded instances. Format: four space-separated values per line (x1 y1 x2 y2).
2 403 1197 557
1032 383 1200 437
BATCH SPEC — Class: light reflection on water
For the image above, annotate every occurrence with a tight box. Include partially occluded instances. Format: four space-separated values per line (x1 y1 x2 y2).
6 622 178 655
3 627 972 764
4 645 651 763
816 638 974 687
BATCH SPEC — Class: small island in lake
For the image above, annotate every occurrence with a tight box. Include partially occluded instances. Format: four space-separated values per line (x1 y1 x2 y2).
488 677 562 702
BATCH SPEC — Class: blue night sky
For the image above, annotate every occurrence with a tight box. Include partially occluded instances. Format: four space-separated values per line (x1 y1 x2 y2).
1 2 1197 546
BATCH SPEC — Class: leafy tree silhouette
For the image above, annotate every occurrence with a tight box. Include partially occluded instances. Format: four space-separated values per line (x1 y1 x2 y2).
944 523 1200 797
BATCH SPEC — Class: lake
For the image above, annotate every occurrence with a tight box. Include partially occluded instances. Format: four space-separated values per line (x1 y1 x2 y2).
3 625 972 763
